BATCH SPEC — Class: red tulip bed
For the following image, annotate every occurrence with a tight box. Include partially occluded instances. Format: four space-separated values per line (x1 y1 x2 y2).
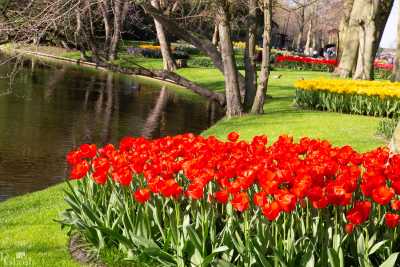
274 55 337 72
374 61 394 80
61 133 400 266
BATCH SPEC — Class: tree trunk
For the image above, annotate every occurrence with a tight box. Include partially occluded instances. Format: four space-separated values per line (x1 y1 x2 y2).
140 3 247 97
99 0 111 52
339 0 393 79
304 19 313 56
216 2 243 118
75 1 87 60
353 0 393 80
212 22 219 46
101 62 226 105
393 0 400 82
244 0 258 110
108 0 129 61
82 0 100 62
336 0 355 63
151 0 177 71
251 0 272 114
336 0 360 78
296 7 305 51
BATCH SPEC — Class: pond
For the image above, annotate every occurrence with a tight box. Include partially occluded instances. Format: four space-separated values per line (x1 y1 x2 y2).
0 55 223 201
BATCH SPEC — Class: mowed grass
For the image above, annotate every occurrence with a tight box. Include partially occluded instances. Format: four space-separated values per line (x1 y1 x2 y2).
0 183 80 267
204 70 386 152
0 55 387 266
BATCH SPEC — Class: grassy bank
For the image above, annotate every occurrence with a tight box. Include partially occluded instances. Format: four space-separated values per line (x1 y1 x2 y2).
0 46 386 266
0 183 80 267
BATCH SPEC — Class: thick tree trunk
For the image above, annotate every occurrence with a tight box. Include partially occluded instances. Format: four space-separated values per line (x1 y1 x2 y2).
336 0 360 78
336 0 355 63
251 0 272 114
217 2 243 118
108 0 129 61
243 0 258 110
393 0 400 82
151 0 177 71
339 0 393 79
353 0 393 80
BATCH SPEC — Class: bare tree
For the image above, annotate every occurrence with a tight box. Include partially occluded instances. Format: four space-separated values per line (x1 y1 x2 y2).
151 0 177 71
243 0 258 110
215 0 243 117
251 0 272 114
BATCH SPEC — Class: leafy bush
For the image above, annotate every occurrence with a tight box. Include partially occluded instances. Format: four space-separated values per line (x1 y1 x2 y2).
174 44 201 56
126 46 189 60
60 133 400 266
173 50 190 60
295 79 400 117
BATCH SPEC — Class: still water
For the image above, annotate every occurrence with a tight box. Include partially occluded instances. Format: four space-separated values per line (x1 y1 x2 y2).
0 55 223 201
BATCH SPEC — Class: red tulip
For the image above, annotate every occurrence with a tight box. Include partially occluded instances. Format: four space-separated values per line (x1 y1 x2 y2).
253 191 267 207
134 188 151 204
385 213 400 229
231 192 249 212
186 184 204 200
372 186 394 206
392 200 400 211
79 144 97 159
262 201 281 221
214 190 229 204
344 223 355 234
346 201 371 225
70 160 89 180
276 193 297 213
227 132 240 142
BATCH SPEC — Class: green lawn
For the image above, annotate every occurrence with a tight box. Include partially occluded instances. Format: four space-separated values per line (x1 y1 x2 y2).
0 183 80 267
0 58 387 266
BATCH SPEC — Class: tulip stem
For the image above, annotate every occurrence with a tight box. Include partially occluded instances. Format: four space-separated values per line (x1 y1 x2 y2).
244 211 250 267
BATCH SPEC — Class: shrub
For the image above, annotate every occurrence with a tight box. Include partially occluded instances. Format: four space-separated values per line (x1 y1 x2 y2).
60 133 400 266
174 44 201 56
127 45 189 60
295 79 400 117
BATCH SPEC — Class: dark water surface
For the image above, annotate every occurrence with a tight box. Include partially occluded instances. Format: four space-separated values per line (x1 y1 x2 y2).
0 55 223 201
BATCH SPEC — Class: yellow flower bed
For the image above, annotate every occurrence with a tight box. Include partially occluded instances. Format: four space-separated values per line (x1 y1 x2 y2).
233 41 262 51
139 44 161 51
295 78 400 98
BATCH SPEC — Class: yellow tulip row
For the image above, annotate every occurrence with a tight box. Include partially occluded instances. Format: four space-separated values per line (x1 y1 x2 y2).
295 78 400 98
138 44 161 51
